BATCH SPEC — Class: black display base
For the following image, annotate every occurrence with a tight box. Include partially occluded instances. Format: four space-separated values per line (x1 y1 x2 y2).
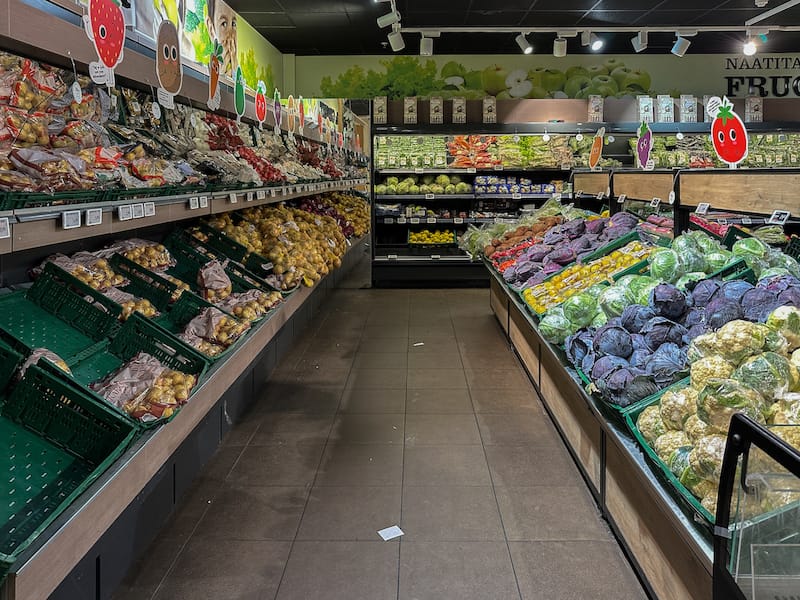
371 261 489 288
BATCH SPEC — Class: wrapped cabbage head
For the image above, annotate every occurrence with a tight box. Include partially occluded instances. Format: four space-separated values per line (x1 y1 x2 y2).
766 305 800 352
654 430 691 463
678 247 707 275
562 292 599 329
659 384 698 430
591 311 608 328
649 250 682 284
732 237 769 261
710 320 769 365
732 352 795 403
689 434 728 482
637 405 667 445
690 356 735 390
598 286 629 319
628 276 660 306
768 396 800 425
697 378 766 434
704 251 732 274
669 446 705 492
684 413 711 444
539 307 575 345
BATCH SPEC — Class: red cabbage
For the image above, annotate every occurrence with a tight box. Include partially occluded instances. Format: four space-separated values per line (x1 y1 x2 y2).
544 247 577 266
757 274 800 293
631 333 649 351
610 211 639 229
705 298 743 330
565 329 595 368
741 288 784 322
682 308 705 328
599 367 659 407
691 279 721 308
585 218 609 235
630 349 652 369
600 225 632 242
645 342 688 386
581 351 597 374
593 324 634 358
591 355 629 380
685 323 709 342
778 286 800 308
562 218 587 238
641 317 688 351
713 279 754 304
650 283 689 321
621 305 656 333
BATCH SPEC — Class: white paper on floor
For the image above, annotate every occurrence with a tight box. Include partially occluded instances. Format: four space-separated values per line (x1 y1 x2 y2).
377 525 404 541
413 342 424 347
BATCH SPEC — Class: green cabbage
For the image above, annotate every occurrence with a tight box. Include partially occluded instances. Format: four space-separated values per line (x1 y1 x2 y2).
697 378 766 434
628 276 660 305
705 251 732 273
599 286 629 318
591 311 608 327
562 292 598 329
539 307 575 345
767 306 800 352
676 272 707 291
649 250 682 283
678 247 707 275
732 237 769 261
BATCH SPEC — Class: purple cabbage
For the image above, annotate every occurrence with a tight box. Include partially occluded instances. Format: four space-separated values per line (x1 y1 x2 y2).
585 218 609 235
620 305 656 334
610 211 639 229
600 225 632 242
630 333 649 351
641 317 688 351
778 286 800 308
599 367 660 407
569 236 595 252
565 329 595 368
562 218 586 238
705 298 743 330
682 308 705 328
691 279 721 308
581 351 597 374
650 283 689 321
591 355 629 380
713 279 754 304
630 349 652 369
757 274 800 294
684 323 709 343
593 324 634 358
741 287 784 322
543 229 566 245
525 245 553 262
544 247 577 266
645 342 688 386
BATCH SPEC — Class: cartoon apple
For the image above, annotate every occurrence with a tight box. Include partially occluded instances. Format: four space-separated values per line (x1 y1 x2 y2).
234 65 245 118
636 121 653 169
208 40 223 105
156 20 182 95
87 0 125 69
710 96 748 168
255 81 267 124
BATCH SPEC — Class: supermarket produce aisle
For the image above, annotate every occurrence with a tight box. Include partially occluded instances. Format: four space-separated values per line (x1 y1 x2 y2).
114 278 647 600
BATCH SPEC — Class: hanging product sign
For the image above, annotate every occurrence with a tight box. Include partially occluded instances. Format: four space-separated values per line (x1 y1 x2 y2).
373 96 388 124
207 40 223 111
680 95 697 123
254 80 267 129
588 127 605 170
709 96 749 168
636 121 654 170
429 97 443 124
482 97 497 124
452 97 466 124
273 89 282 136
298 96 305 134
286 96 297 133
233 65 245 122
403 97 418 125
84 0 126 87
155 19 183 109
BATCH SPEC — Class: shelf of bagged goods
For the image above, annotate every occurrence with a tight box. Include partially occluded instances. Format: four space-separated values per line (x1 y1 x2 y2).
375 167 572 174
2 233 370 600
2 179 369 254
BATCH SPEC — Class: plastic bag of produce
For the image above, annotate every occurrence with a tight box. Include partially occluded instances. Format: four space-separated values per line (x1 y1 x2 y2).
539 307 575 345
97 239 176 271
649 249 682 283
215 289 282 322
197 259 233 302
628 276 660 306
684 413 710 444
598 286 628 319
658 384 698 430
637 405 667 445
654 430 691 463
689 435 728 482
697 378 766 434
102 287 159 320
732 237 769 262
766 306 800 351
733 352 796 401
184 307 250 348
91 352 166 413
18 348 71 379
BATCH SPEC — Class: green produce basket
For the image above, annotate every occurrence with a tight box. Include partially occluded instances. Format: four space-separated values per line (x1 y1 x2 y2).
622 378 715 532
188 223 285 283
0 263 120 367
108 254 179 312
0 337 24 393
0 189 104 211
785 236 800 261
722 225 753 249
0 363 137 582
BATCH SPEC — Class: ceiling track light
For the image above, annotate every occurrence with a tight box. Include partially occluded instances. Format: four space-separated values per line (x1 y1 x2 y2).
553 37 567 57
580 30 591 46
743 36 757 55
377 9 401 29
671 35 691 57
631 30 648 53
515 33 533 54
589 33 603 51
388 25 405 52
420 35 433 56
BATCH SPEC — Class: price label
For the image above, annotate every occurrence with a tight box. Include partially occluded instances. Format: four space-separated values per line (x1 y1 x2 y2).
496 165 504 171
511 193 522 200
414 168 424 174
467 168 477 174
494 217 502 223
199 196 209 208
431 254 441 260
229 192 238 204
0 217 9 239
718 218 728 226
695 202 710 215
257 190 266 200
398 217 407 224
144 202 155 217
453 217 464 224
270 188 277 198
385 217 394 224
425 193 435 200
576 190 584 198
650 197 661 208
668 191 676 205
71 81 83 104
741 216 753 225
246 192 254 202
131 203 145 219
388 254 398 260
427 217 437 224
85 207 103 226
189 197 200 210
596 192 604 201
62 210 81 230
617 193 627 204
768 210 791 226
118 205 133 221
410 218 420 224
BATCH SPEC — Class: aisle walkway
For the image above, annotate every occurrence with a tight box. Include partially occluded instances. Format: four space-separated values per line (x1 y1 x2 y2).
115 281 648 599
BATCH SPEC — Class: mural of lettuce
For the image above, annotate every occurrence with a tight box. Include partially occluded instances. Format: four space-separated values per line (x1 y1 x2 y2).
320 57 654 100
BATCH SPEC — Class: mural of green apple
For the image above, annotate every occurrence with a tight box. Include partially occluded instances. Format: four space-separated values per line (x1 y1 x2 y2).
497 90 512 99
588 75 619 97
611 67 652 93
540 69 566 92
603 58 625 73
586 65 608 78
566 66 590 80
481 65 509 96
506 70 534 98
526 86 549 99
464 70 482 90
564 75 592 98
441 61 467 89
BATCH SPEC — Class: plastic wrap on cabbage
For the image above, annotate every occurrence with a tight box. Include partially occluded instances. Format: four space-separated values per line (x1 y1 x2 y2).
646 343 688 386
705 298 744 330
742 287 784 323
769 252 800 279
460 225 493 260
689 479 718 502
701 493 718 515
562 292 598 329
670 447 706 492
591 311 608 328
621 305 656 334
641 317 688 352
687 332 719 363
539 307 575 345
685 230 722 254
704 251 732 274
592 324 634 358
659 383 698 430
650 283 689 321
689 435 728 482
565 329 595 368
792 349 800 370
733 352 795 401
690 356 735 390
678 248 707 275
649 250 682 284
732 237 769 262
654 430 691 463
684 413 711 444
637 405 667 445
691 279 721 308
598 286 629 318
598 367 659 407
766 306 800 352
697 378 766 434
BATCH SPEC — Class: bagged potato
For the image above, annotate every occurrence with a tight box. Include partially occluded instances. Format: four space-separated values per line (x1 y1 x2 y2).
197 259 232 301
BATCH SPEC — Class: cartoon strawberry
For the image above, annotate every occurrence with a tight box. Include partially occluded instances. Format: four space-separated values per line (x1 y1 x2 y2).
636 121 653 169
88 0 125 69
589 126 605 170
208 40 223 104
298 96 305 131
255 81 267 124
711 96 748 167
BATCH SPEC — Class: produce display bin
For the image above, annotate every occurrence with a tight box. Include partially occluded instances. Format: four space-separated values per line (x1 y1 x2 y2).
108 254 181 312
0 338 24 392
785 236 800 261
0 189 104 211
722 226 753 248
0 363 137 583
407 230 457 246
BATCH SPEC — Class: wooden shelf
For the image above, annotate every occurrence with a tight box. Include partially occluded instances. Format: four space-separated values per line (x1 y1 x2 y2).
614 171 677 203
573 171 611 197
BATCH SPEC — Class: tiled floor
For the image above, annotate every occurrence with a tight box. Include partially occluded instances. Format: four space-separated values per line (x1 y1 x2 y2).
114 277 648 599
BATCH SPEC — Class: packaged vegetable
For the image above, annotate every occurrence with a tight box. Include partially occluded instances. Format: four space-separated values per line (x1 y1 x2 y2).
697 378 766 433
197 259 232 301
637 405 667 445
18 348 71 379
659 383 697 430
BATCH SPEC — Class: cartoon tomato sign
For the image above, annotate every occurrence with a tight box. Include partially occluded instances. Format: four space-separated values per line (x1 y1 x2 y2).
708 96 748 168
636 121 654 170
84 0 125 87
255 81 267 128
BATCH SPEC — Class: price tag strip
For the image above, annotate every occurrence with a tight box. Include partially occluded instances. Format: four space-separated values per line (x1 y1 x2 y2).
650 197 661 209
189 197 199 210
199 196 209 208
118 205 133 221
62 210 81 230
85 208 103 226
768 210 791 226
143 202 156 217
131 203 145 219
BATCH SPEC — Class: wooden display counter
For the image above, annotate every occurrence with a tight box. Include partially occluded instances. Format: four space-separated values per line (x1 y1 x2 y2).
486 266 713 600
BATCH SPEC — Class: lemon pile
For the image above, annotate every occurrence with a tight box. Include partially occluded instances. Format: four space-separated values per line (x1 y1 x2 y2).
409 230 454 245
523 241 654 314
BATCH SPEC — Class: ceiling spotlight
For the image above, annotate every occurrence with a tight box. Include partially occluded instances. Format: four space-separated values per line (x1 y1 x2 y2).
388 25 405 52
553 37 567 57
515 33 533 54
671 35 691 57
631 30 648 53
420 35 433 56
743 39 757 55
589 33 603 51
377 9 401 28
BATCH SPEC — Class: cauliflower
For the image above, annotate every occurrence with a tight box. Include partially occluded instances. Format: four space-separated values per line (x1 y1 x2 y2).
684 414 711 444
732 352 795 402
701 492 718 515
689 478 717 500
659 386 698 430
687 333 719 363
654 430 691 463
689 435 728 482
713 320 769 365
766 306 800 352
637 405 667 445
691 355 735 390
792 349 800 370
697 378 766 434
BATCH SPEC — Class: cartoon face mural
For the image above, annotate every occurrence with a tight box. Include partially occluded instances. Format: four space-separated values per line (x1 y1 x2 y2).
156 20 183 95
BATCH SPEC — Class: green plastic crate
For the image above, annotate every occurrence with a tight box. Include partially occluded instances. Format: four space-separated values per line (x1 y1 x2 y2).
0 189 104 211
108 254 179 312
0 363 137 582
722 225 753 249
0 338 23 393
785 236 800 261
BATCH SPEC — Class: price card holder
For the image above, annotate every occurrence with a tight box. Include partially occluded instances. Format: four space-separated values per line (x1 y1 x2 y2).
85 207 103 226
768 210 791 226
229 192 238 204
466 167 476 174
718 218 728 226
431 254 441 260
118 205 133 221
62 210 81 230
0 217 9 239
650 197 661 209
257 190 266 200
270 188 278 198
453 217 464 224
410 217 420 224
385 217 394 224
596 192 604 201
576 189 583 198
397 217 407 224
144 202 155 217
741 216 753 225
246 192 254 202
387 254 398 260
617 193 627 204
695 202 710 215
414 168 424 174
199 196 209 208
131 203 145 219
511 193 522 200
496 164 504 171
189 197 200 210
426 217 437 224
424 193 435 200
